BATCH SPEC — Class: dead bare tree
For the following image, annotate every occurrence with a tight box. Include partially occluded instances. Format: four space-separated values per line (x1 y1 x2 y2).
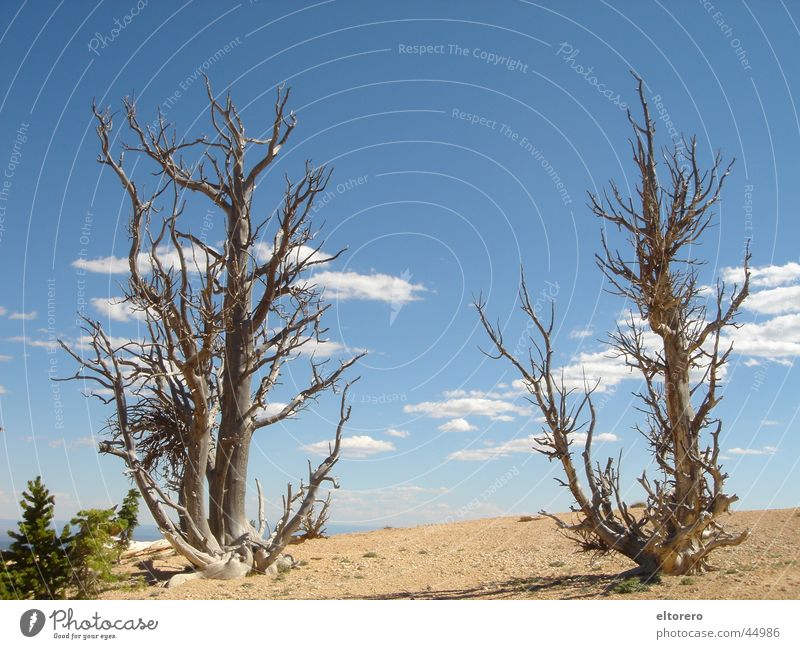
59 79 363 578
476 75 750 576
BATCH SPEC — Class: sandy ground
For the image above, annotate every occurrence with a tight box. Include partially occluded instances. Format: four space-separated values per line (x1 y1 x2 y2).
102 508 800 600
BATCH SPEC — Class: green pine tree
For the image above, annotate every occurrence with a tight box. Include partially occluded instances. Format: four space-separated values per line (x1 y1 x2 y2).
0 476 72 599
115 489 140 548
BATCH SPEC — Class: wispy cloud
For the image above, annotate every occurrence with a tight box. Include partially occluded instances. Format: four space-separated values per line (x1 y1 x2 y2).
73 255 131 274
91 297 143 323
252 242 333 268
713 261 800 363
728 445 778 456
722 314 800 361
405 396 532 421
6 335 57 349
255 402 289 420
296 338 353 358
301 435 396 458
448 432 619 461
313 270 427 305
73 244 223 276
437 418 477 433
385 428 410 438
722 262 800 288
46 436 98 450
9 310 37 321
569 326 594 339
744 285 800 315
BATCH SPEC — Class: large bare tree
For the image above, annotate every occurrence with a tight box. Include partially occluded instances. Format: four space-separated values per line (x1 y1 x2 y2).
476 76 750 575
61 81 362 578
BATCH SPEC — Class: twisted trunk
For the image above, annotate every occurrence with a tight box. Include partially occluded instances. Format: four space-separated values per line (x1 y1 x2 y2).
661 319 700 528
183 432 218 551
210 197 254 544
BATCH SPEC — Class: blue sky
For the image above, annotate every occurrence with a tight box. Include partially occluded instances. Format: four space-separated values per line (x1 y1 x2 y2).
0 0 798 529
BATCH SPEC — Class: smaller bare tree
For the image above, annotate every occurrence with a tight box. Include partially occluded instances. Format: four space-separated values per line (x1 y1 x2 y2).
476 75 750 576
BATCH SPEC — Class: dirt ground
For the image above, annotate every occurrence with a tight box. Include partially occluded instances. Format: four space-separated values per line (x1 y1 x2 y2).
102 508 800 600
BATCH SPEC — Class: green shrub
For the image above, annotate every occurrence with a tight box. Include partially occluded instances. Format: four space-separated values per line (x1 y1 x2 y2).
613 576 653 594
69 507 126 597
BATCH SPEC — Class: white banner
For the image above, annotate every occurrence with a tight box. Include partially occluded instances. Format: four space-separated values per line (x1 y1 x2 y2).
0 600 796 648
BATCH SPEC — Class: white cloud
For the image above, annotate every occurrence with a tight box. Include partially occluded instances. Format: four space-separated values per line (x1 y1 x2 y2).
723 314 800 360
91 297 143 323
448 431 619 461
252 242 332 268
760 419 781 427
89 387 115 398
438 418 477 433
546 350 638 393
301 435 396 458
0 385 6 395
0 355 11 362
728 445 778 456
0 306 6 316
51 437 98 449
503 263 800 387
296 338 348 358
76 243 335 277
744 285 800 315
74 334 138 351
570 326 595 339
713 261 800 362
71 436 98 448
73 255 130 274
443 388 508 400
9 311 37 320
6 335 57 349
257 402 289 419
385 428 410 438
313 270 427 304
722 262 800 288
507 297 800 392
404 396 532 421
74 244 222 276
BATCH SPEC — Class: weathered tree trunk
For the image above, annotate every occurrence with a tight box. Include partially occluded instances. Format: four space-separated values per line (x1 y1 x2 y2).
183 432 217 551
663 329 698 528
